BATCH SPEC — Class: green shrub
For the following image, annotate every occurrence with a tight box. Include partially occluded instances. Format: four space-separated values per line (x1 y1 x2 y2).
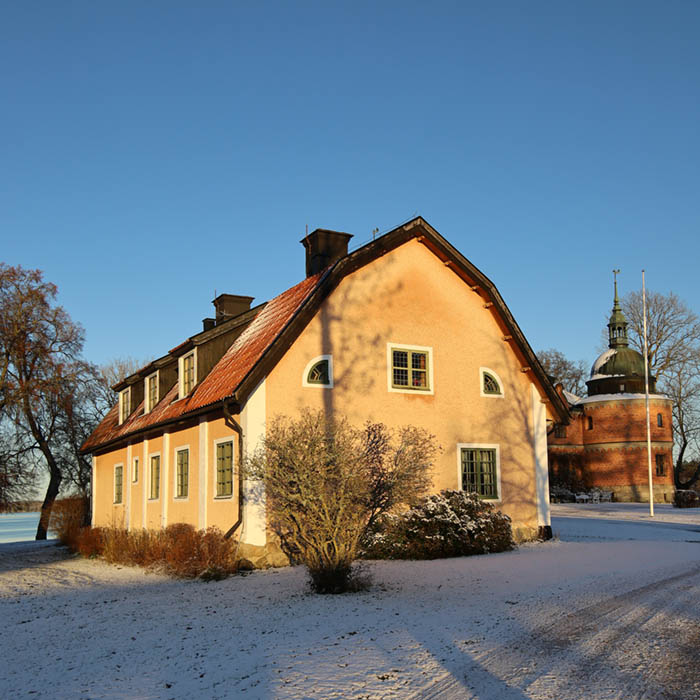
362 489 514 560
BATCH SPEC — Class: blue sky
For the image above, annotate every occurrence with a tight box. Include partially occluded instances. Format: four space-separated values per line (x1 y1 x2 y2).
2 1 698 373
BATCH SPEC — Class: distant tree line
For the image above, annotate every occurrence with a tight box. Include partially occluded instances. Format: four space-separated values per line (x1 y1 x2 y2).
0 263 143 536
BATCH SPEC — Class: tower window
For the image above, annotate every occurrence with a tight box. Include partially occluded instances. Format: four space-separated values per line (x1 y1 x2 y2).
587 416 593 430
655 454 666 476
657 413 663 427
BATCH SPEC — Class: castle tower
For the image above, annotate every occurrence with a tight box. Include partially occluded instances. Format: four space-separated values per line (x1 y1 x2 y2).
548 272 675 502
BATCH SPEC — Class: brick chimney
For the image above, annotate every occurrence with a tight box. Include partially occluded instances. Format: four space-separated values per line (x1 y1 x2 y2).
212 294 255 325
301 229 353 277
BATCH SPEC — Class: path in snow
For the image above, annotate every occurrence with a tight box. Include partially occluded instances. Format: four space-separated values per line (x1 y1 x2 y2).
1 504 699 699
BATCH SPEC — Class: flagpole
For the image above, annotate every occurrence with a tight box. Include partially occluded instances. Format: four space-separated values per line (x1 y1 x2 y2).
642 270 654 517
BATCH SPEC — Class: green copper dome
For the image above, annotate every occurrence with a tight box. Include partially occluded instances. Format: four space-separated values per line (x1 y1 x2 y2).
586 271 656 396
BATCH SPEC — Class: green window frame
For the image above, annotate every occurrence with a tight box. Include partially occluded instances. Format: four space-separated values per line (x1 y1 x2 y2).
146 373 158 412
482 372 501 395
182 353 195 396
216 441 233 498
460 447 499 499
391 348 429 390
119 389 131 424
307 359 330 385
149 455 160 500
176 449 189 499
114 465 123 504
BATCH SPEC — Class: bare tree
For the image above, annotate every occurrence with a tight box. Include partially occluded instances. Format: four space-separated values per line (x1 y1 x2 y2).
246 410 436 593
621 290 700 489
537 348 588 396
0 264 87 538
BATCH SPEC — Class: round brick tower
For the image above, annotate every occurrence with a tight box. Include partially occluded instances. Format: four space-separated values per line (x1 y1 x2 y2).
548 273 675 502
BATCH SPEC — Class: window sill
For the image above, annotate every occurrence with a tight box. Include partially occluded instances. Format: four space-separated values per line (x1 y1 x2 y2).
214 495 233 500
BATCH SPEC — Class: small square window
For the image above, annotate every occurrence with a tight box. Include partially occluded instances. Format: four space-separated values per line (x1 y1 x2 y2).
390 347 430 391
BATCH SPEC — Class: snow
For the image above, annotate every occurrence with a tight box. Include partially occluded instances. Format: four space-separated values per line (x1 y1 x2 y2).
577 391 670 404
561 389 581 406
2 505 700 699
591 348 617 375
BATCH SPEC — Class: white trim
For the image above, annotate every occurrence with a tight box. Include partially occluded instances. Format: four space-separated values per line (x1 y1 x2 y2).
212 436 235 500
162 432 170 527
241 378 267 546
386 343 434 395
198 418 207 529
126 444 132 530
91 455 96 526
142 439 148 528
479 367 504 398
132 456 139 484
456 443 502 503
173 445 191 501
148 451 161 501
532 385 551 527
113 463 124 504
178 349 197 399
302 354 334 388
144 370 159 413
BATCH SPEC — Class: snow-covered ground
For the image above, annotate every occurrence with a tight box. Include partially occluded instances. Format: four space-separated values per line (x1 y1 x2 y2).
2 504 699 699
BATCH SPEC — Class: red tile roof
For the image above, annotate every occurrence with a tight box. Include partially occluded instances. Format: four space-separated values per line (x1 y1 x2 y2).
82 272 323 453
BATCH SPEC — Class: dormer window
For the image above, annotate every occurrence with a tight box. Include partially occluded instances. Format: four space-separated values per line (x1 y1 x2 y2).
119 388 131 424
179 351 196 399
145 371 159 413
302 355 333 388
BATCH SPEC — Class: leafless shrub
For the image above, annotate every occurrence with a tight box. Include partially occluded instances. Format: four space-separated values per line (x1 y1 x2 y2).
246 410 437 593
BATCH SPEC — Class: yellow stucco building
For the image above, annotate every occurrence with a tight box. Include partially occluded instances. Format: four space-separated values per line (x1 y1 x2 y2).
82 217 568 563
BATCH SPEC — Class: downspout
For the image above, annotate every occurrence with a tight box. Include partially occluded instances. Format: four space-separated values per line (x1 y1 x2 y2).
222 398 245 540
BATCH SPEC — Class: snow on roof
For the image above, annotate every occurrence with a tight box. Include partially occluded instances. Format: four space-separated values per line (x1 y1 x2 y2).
591 348 617 376
578 392 670 404
562 389 582 405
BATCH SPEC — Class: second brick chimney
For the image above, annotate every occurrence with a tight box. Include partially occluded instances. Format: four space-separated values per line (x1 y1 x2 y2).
301 229 353 277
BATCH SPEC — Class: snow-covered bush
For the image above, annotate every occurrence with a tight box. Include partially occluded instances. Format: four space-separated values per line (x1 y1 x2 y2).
362 490 514 560
549 485 575 503
674 489 700 508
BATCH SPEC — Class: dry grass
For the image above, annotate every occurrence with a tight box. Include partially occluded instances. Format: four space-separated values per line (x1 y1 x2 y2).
70 524 239 579
50 497 88 550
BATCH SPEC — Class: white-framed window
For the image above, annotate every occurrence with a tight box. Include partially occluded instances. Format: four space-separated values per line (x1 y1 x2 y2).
302 355 333 388
179 350 197 399
132 457 139 483
479 367 504 398
119 388 131 424
174 447 189 500
114 464 124 504
214 438 234 499
145 371 159 413
149 453 161 500
386 343 434 395
457 443 501 501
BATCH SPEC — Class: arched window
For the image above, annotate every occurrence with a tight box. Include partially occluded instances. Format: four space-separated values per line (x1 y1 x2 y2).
480 368 503 397
657 413 663 427
303 355 333 388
